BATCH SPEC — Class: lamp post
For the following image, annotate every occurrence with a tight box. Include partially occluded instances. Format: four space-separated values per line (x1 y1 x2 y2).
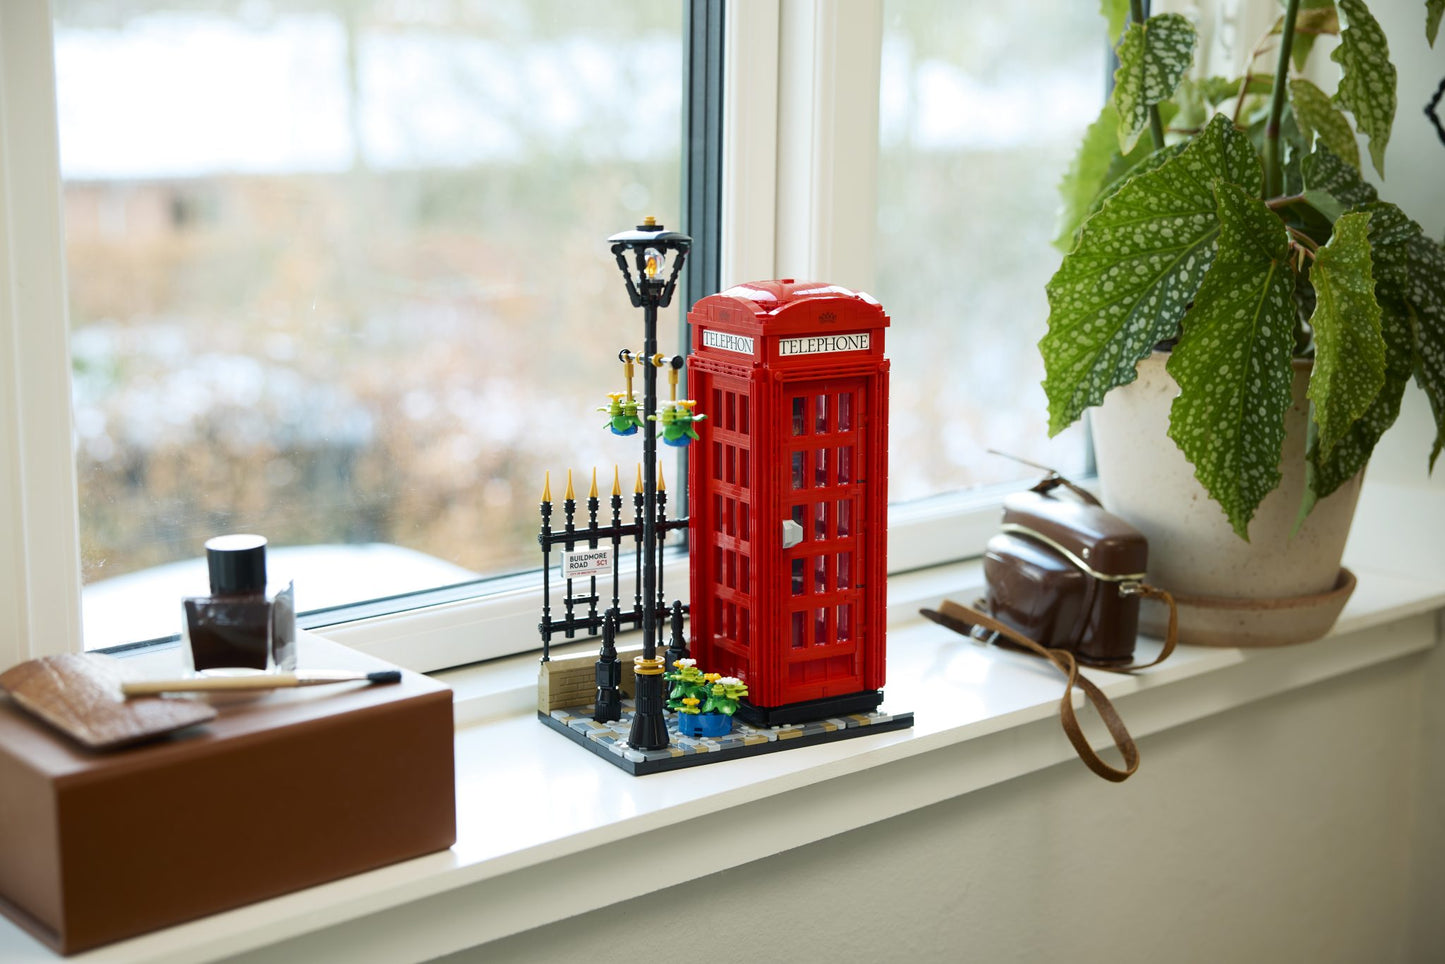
607 217 690 751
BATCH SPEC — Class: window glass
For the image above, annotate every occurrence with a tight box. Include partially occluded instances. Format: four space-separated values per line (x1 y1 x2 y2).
53 0 684 648
877 0 1094 501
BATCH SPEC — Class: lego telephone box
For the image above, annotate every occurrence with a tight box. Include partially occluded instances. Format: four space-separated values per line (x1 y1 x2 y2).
687 281 889 726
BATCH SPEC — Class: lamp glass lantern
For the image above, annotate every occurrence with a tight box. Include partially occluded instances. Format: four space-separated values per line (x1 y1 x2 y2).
607 217 691 309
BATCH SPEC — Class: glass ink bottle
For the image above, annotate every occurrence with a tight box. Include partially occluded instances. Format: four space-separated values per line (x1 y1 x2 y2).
182 534 296 673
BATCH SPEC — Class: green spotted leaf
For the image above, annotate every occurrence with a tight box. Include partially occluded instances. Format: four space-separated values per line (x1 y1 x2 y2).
1275 0 1339 71
1101 100 1181 181
1198 74 1275 107
1410 289 1445 471
1301 144 1378 209
1055 102 1125 252
1306 211 1384 457
1429 0 1443 46
1303 203 1444 512
1197 76 1238 108
1332 0 1397 177
1346 202 1445 472
1102 0 1130 42
1166 181 1296 539
1079 141 1188 244
1300 189 1348 225
1362 201 1429 291
1290 78 1360 170
1042 115 1260 435
1171 77 1213 131
1055 104 1184 253
1303 296 1410 518
1394 238 1445 469
1112 13 1198 153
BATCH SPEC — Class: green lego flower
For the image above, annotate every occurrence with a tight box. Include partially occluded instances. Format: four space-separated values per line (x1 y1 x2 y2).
651 399 705 447
598 392 644 436
665 659 709 713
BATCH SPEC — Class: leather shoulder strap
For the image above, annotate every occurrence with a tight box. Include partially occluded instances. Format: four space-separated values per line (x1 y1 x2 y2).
1091 583 1177 671
1030 472 1102 506
931 599 1140 782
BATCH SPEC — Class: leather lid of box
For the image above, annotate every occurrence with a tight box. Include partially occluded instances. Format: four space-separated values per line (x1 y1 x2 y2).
0 637 455 955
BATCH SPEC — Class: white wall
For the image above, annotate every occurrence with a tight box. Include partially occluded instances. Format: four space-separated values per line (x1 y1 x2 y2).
436 639 1443 964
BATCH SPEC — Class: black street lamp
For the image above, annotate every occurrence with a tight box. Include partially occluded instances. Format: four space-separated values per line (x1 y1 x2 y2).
607 217 690 751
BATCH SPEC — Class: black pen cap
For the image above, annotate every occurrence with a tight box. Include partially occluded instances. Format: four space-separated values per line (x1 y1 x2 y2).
205 534 269 595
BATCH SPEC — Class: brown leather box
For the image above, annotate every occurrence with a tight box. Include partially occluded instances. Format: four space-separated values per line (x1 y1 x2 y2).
0 639 455 955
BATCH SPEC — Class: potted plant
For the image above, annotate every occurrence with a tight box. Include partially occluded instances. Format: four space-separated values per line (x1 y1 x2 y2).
665 659 749 738
1040 0 1444 642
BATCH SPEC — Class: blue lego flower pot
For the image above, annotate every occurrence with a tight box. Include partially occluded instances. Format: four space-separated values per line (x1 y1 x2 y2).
676 711 731 738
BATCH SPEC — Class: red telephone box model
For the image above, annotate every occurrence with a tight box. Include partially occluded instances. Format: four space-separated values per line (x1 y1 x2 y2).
687 280 889 727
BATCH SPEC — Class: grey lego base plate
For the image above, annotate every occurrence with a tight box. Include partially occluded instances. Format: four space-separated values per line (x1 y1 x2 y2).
539 698 914 776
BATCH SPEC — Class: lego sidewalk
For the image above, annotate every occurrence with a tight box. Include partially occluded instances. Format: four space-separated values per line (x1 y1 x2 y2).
539 698 914 775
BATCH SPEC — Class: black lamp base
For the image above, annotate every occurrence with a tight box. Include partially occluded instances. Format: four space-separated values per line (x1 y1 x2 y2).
626 673 670 750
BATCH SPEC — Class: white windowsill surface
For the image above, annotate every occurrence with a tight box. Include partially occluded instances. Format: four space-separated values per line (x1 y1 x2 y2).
1 482 1441 964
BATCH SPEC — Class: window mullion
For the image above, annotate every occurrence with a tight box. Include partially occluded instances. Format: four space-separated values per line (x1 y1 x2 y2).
0 0 84 665
681 0 726 528
772 0 883 290
683 0 725 311
721 0 780 286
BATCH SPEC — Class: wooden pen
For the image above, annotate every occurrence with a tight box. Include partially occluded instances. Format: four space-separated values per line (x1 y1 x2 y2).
121 669 402 697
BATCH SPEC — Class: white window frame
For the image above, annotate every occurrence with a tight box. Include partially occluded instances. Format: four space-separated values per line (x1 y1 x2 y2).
0 0 84 669
1 0 1032 673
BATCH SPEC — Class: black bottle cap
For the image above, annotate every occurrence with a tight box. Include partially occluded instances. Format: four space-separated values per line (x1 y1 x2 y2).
205 534 268 595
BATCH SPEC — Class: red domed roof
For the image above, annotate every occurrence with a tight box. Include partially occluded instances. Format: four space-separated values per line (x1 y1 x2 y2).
711 279 882 315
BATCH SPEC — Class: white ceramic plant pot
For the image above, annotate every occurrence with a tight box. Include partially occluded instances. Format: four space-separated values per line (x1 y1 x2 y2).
1089 352 1360 646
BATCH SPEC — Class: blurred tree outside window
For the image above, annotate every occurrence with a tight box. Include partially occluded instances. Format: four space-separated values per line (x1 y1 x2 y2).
876 0 1094 500
55 0 685 647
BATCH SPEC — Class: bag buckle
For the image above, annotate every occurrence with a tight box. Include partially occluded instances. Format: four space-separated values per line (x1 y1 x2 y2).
967 599 999 645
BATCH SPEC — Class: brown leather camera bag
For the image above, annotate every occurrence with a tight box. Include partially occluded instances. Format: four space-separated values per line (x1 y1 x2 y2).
984 473 1174 667
923 473 1178 782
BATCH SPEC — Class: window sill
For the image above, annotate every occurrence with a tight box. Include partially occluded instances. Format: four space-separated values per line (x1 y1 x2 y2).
2 482 1441 964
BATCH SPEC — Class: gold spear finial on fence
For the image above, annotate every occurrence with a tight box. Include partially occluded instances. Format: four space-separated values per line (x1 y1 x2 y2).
612 465 622 497
634 463 643 495
589 467 599 499
541 471 551 503
657 460 666 492
565 469 575 502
